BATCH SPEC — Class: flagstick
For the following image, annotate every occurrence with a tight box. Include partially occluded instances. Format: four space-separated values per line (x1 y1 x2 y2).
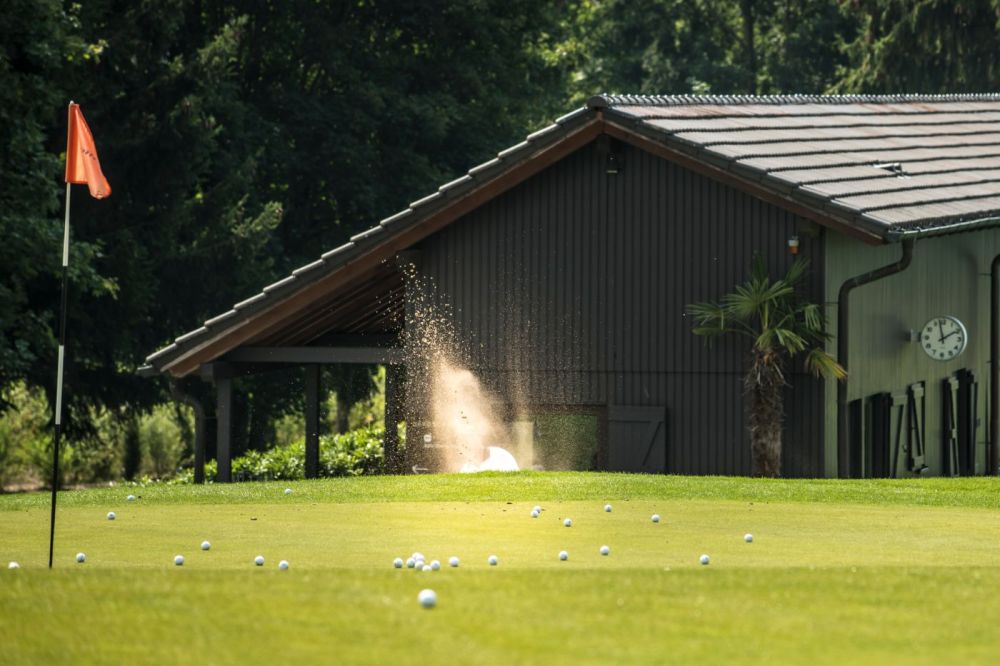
48 181 71 569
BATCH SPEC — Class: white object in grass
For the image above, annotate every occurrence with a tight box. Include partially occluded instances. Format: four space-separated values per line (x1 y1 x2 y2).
600 545 610 556
174 555 185 566
563 518 572 527
559 550 568 561
651 514 660 523
406 558 415 569
284 488 293 495
418 589 437 608
75 553 86 563
422 564 432 572
254 555 265 566
533 506 542 514
412 552 424 562
430 560 441 571
201 541 211 551
107 511 116 521
744 534 754 543
126 494 136 502
448 556 459 568
393 558 404 569
488 555 498 566
8 562 19 569
700 554 710 565
278 560 289 571
530 509 539 518
604 504 612 512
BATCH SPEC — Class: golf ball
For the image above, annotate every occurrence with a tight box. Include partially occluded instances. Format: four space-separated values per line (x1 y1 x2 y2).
700 554 710 566
744 533 754 543
254 555 265 566
7 562 19 569
201 541 211 551
449 556 459 568
107 511 116 521
530 509 539 518
488 555 498 566
533 506 542 514
174 555 185 566
126 494 136 502
430 560 441 571
559 550 568 561
651 514 660 523
414 559 425 570
564 518 573 527
406 558 415 569
394 558 404 569
412 552 425 562
604 504 612 512
278 560 289 571
284 488 293 495
76 552 86 563
600 545 610 556
418 589 437 609
422 565 432 572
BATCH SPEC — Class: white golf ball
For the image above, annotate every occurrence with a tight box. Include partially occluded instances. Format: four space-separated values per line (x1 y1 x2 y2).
530 509 539 518
651 514 660 523
564 518 572 527
284 488 293 495
448 556 459 568
430 560 441 571
107 511 116 521
174 555 185 566
412 552 424 560
744 534 754 543
126 494 136 502
278 560 289 570
488 555 498 566
201 541 211 551
700 554 710 566
559 550 568 561
600 545 610 556
406 558 415 569
418 588 437 609
75 552 86 563
414 559 425 570
7 562 19 569
533 506 542 513
393 558 404 569
254 555 265 566
422 564 432 572
604 504 612 512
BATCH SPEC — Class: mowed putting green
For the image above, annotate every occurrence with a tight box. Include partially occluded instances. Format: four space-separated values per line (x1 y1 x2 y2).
2 474 1000 665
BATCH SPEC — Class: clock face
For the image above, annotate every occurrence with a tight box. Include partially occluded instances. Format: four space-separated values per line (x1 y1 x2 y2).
920 316 968 361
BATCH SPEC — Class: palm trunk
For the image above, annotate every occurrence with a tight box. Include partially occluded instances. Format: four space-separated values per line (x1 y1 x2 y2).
747 349 784 477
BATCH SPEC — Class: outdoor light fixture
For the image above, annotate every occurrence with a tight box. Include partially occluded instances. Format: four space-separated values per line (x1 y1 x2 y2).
606 152 620 175
787 235 800 255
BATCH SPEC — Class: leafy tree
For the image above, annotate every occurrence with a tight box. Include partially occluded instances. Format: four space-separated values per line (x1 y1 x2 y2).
687 257 845 477
835 0 1000 93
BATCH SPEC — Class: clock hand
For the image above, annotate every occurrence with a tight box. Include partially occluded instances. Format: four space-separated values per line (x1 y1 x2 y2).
941 330 959 341
937 320 944 343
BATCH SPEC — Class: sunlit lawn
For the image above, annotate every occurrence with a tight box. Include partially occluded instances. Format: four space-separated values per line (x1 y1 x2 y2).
2 473 999 665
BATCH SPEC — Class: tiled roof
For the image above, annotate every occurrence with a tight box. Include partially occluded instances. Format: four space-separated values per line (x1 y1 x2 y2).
592 93 1000 238
145 94 1000 374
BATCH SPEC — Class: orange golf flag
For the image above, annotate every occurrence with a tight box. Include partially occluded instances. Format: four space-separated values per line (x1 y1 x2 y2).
65 103 111 199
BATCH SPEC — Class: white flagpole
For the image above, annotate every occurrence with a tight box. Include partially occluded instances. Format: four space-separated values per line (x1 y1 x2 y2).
48 160 72 569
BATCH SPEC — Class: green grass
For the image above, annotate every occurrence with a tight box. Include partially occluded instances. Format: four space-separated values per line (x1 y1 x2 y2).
3 473 1000 665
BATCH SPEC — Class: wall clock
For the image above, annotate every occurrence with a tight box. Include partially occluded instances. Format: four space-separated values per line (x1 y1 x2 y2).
919 316 967 361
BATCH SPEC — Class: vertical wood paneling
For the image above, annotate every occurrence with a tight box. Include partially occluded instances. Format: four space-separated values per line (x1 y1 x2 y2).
416 140 826 477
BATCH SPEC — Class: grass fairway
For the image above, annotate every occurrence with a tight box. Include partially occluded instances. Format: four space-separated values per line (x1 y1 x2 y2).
2 473 1000 665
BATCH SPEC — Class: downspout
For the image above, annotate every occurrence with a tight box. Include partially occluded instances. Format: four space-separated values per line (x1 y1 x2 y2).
992 254 1000 476
837 239 915 478
169 379 207 484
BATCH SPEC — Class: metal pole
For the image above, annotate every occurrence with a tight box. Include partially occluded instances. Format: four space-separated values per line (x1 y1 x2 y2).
48 181 72 568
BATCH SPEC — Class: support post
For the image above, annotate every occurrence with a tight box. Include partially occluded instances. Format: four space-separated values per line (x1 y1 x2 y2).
991 254 1000 476
305 365 321 479
216 377 233 482
384 364 404 473
169 380 207 484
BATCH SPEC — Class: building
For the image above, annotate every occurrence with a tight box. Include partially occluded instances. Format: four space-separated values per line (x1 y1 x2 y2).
142 94 1000 480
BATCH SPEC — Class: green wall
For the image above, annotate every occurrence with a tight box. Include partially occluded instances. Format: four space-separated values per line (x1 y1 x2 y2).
823 228 1000 477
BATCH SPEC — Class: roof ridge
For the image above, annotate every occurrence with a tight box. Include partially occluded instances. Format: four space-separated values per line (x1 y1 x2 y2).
588 93 1000 108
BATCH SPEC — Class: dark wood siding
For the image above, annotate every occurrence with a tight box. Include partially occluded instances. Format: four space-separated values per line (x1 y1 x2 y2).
416 139 826 476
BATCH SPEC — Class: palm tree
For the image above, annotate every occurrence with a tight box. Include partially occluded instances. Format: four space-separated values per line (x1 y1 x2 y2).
687 256 845 477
